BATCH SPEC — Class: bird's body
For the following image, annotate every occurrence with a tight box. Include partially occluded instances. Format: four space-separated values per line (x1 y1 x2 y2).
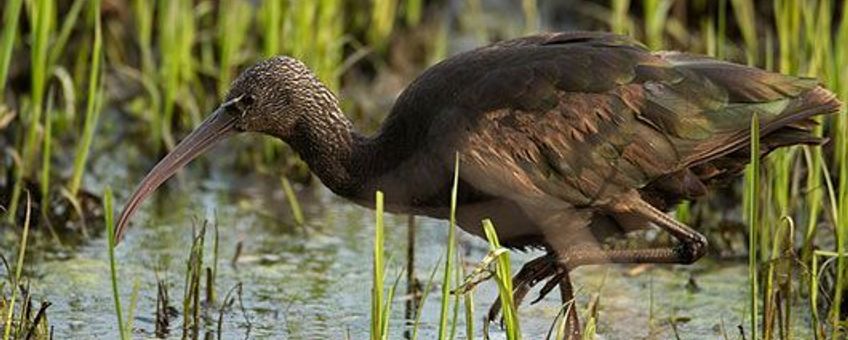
300 31 836 249
115 31 841 337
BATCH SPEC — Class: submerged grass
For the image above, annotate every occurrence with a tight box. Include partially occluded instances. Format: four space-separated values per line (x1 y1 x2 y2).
2 193 31 340
103 187 127 340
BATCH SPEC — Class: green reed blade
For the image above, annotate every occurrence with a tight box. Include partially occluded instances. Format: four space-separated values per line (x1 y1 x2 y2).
0 0 24 99
482 219 520 340
438 153 460 340
3 193 31 340
281 177 305 225
104 187 127 340
745 114 760 339
729 0 757 65
68 0 103 196
371 191 386 340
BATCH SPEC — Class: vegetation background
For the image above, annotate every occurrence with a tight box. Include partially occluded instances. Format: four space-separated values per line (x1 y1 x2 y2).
0 0 847 339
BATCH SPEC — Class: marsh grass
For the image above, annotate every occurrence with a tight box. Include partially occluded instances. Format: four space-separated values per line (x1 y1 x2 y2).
157 0 197 150
642 0 672 49
5 0 55 224
482 219 520 339
2 193 31 340
39 93 54 220
746 114 760 339
182 222 207 339
68 0 104 197
371 190 387 340
281 177 305 225
369 0 398 52
103 187 128 340
437 154 461 339
0 0 23 100
2 0 848 338
217 0 252 97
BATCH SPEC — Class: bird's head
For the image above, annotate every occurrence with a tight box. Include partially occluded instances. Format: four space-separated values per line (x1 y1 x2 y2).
113 56 327 243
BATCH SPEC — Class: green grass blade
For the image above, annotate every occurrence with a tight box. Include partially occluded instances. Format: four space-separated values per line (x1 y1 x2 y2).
729 0 757 65
438 153 460 340
482 219 520 340
3 193 31 340
642 0 672 49
610 0 631 35
0 0 24 99
68 0 103 196
411 261 442 340
104 187 127 340
369 0 398 51
745 114 760 339
371 191 386 340
281 177 305 225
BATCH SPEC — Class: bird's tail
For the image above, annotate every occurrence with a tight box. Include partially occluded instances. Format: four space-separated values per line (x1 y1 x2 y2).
690 86 842 187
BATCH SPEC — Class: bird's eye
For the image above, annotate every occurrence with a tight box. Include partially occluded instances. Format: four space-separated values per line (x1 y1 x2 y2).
240 94 255 107
223 94 254 117
233 95 254 117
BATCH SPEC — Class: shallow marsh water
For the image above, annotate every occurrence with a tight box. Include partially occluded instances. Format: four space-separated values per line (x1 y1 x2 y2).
1 138 811 339
0 1 823 338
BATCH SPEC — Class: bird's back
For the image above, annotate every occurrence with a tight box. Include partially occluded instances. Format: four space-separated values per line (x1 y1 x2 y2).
381 31 838 208
369 32 840 248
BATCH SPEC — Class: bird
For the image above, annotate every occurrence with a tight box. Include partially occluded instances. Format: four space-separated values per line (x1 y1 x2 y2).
114 31 841 338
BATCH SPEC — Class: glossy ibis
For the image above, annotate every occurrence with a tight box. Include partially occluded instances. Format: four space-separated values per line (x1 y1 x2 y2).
114 32 841 336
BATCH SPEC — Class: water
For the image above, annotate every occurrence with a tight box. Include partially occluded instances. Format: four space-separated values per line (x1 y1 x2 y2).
3 142 791 339
0 2 814 338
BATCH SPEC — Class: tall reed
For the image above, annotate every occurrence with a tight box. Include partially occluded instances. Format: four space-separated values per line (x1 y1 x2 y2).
68 0 104 197
642 0 672 49
0 0 24 99
281 177 305 225
157 0 196 149
729 0 757 65
217 0 252 96
104 187 128 340
369 0 398 51
371 190 387 340
610 0 631 35
438 154 461 339
745 114 760 339
6 0 54 223
482 219 520 339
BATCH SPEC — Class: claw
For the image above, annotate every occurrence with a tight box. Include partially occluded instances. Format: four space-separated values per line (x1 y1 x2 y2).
532 271 565 305
486 253 558 325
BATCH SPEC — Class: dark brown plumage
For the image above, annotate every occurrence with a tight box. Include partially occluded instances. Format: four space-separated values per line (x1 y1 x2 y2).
114 31 841 337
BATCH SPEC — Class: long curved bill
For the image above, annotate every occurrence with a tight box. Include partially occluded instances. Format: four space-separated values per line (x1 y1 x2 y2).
114 106 238 243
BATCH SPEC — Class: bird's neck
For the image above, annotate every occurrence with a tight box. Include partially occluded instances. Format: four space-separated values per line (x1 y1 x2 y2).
284 99 378 200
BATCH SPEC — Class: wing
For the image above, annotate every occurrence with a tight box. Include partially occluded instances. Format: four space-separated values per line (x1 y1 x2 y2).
428 32 841 209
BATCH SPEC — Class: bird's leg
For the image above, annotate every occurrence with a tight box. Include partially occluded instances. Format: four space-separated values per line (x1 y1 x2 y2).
486 253 557 324
527 195 708 339
604 194 709 265
485 253 582 339
487 194 707 337
558 270 581 339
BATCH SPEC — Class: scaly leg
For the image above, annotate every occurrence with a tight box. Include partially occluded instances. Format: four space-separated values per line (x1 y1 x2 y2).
486 253 557 324
488 194 709 339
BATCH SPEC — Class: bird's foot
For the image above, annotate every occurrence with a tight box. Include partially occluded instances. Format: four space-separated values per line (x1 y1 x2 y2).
486 252 581 339
486 252 561 324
